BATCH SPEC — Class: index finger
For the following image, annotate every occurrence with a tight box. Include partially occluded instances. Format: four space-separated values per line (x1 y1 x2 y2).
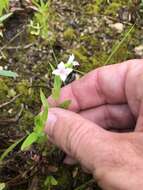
48 59 140 112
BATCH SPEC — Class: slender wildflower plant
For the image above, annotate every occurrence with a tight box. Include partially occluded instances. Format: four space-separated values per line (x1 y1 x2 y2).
21 54 79 150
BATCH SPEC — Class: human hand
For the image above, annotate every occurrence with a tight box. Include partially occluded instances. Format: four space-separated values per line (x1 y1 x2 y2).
45 59 143 190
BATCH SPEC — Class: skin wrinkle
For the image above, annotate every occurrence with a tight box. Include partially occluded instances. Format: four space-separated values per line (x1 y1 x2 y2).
115 63 128 104
66 121 87 158
71 126 101 170
95 68 107 106
120 61 130 106
124 60 137 117
126 133 143 158
125 60 143 117
70 82 81 112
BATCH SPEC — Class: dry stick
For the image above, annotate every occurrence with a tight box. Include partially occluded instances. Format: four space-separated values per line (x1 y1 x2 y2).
4 43 33 50
0 27 26 54
0 94 21 109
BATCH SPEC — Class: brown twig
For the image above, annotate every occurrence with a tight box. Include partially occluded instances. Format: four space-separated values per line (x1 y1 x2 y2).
0 94 21 109
0 104 24 126
4 43 33 50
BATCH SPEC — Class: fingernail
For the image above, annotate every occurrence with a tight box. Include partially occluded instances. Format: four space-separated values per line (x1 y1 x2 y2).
45 112 57 137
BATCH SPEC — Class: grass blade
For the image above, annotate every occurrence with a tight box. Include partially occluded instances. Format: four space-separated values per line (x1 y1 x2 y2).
21 132 38 151
104 24 135 65
0 13 12 23
0 137 24 162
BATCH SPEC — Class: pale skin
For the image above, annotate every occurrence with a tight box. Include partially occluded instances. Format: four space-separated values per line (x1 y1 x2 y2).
45 59 143 190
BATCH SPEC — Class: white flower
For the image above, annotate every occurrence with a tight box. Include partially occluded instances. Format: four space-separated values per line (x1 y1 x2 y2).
52 62 73 82
67 54 79 66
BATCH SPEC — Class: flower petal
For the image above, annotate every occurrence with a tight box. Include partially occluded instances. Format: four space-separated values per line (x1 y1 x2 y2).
52 69 60 75
66 68 73 75
67 54 74 64
73 61 79 66
60 73 67 81
57 62 65 70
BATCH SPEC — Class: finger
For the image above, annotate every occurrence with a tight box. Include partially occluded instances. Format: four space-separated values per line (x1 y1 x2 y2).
48 59 140 112
44 108 111 172
79 104 136 130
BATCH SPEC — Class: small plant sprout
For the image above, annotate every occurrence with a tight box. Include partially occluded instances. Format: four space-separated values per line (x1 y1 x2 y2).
44 175 58 190
21 54 79 150
29 0 51 39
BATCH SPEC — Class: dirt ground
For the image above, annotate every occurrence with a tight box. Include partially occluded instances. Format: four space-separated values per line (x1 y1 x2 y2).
0 0 143 189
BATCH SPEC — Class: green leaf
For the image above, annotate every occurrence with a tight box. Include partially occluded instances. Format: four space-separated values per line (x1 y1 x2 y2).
21 132 38 151
0 183 5 190
52 76 62 100
34 113 44 133
40 89 49 122
49 62 55 71
44 176 58 187
50 176 58 186
41 108 48 125
40 89 48 109
37 133 47 144
0 0 9 16
0 13 12 23
59 100 71 109
0 137 24 162
0 70 18 78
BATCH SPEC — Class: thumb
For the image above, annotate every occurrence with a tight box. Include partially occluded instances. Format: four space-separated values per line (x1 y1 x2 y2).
45 108 111 172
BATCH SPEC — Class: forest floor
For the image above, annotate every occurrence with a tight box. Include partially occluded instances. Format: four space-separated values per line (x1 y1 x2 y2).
0 0 143 189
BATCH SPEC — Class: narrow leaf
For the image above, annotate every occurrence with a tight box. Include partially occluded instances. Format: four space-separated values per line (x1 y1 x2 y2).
41 107 48 124
0 137 24 162
0 70 18 78
104 24 135 65
52 76 62 100
44 176 58 186
49 62 55 71
34 113 44 133
0 13 12 23
50 176 58 186
40 89 48 109
21 132 38 151
40 89 49 123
